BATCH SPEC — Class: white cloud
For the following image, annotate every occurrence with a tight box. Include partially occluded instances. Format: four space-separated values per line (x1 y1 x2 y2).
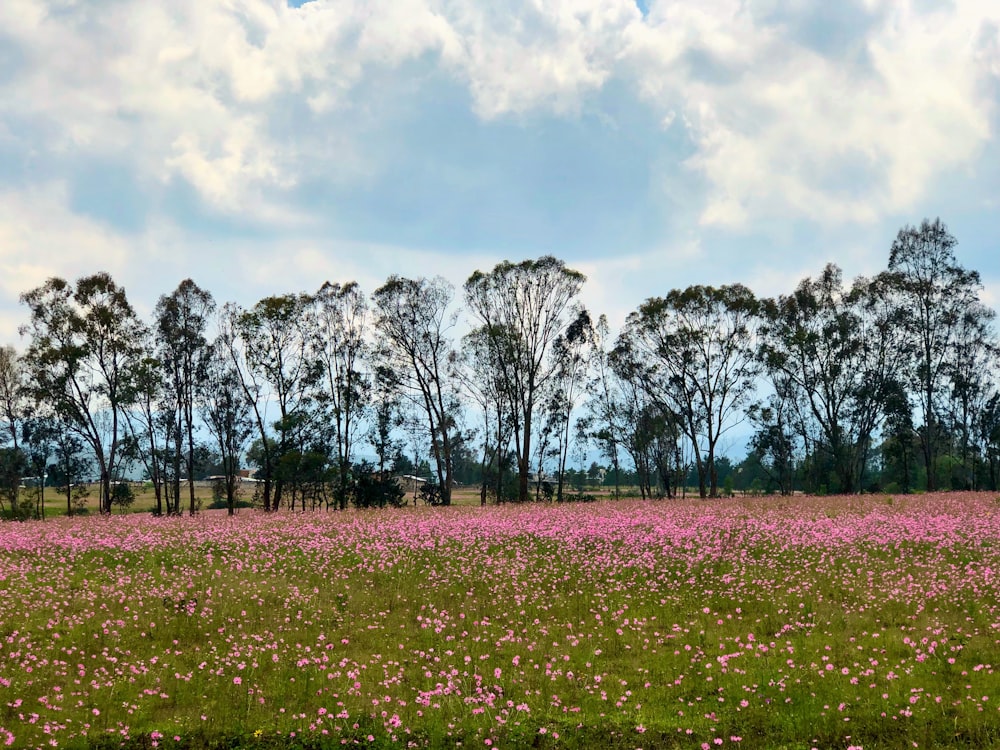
0 183 131 294
440 0 640 118
624 0 998 228
0 182 132 343
0 0 998 239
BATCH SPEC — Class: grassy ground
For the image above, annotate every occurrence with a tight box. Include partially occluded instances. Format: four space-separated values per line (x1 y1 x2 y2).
1 493 999 749
16 481 625 517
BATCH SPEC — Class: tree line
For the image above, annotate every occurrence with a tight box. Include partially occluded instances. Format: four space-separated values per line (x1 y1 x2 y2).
1 218 996 519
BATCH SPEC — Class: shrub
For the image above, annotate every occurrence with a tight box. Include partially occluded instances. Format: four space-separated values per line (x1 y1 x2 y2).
111 483 136 514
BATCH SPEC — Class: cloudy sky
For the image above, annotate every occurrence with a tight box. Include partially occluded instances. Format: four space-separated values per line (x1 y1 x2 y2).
1 0 998 346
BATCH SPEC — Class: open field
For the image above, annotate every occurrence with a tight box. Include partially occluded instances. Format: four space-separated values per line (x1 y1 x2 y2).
2 493 1000 749
16 482 625 517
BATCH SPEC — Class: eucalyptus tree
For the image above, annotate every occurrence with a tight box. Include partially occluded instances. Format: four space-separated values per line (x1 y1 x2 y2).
0 346 27 516
547 309 595 502
621 284 760 498
944 301 997 489
464 256 586 503
200 341 254 515
230 294 320 511
310 281 369 510
20 273 146 514
155 279 216 515
455 327 516 504
20 417 56 519
609 335 688 499
980 394 1000 491
885 218 986 490
0 346 26 450
373 276 458 505
758 265 897 493
368 364 404 481
581 316 624 499
218 303 274 509
746 373 800 496
122 356 173 515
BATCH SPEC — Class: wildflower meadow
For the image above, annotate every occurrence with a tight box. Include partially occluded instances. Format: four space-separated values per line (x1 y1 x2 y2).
2 493 999 749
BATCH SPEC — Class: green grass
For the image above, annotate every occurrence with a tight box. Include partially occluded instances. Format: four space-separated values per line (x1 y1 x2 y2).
1 495 1000 748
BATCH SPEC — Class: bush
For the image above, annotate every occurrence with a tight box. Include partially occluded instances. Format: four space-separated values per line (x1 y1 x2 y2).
111 483 136 514
206 497 253 511
352 463 406 509
418 482 446 506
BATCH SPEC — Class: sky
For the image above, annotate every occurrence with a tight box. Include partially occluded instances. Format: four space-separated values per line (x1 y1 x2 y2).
0 0 998 349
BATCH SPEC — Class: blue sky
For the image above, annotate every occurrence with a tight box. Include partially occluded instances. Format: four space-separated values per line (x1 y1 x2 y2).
0 0 998 347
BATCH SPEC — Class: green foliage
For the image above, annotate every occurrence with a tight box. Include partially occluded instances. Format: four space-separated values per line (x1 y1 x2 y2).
351 462 406 508
0 446 29 519
417 481 445 506
111 482 136 513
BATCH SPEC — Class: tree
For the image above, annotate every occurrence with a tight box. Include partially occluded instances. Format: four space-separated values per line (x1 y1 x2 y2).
0 446 29 519
200 341 254 515
746 374 799 496
464 256 586 502
373 276 459 505
0 346 28 516
885 218 986 491
20 273 146 514
943 301 997 489
368 365 404 482
759 266 897 493
0 346 26 451
582 316 626 500
310 282 369 510
622 284 760 497
455 328 516 505
881 377 918 493
155 280 216 515
234 294 319 510
21 416 56 519
123 356 173 515
547 309 595 502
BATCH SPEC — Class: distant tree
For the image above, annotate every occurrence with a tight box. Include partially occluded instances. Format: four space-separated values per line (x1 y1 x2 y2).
942 300 997 489
368 365 404 482
123 356 172 515
464 256 586 502
0 446 29 519
200 341 254 515
0 346 26 451
622 284 760 498
584 315 625 500
218 303 277 511
0 346 29 516
373 276 459 506
880 377 918 493
21 416 56 519
885 218 986 491
48 429 90 516
20 273 146 514
547 309 595 502
456 327 516 505
759 266 897 493
746 375 799 496
351 460 406 509
310 281 369 511
155 279 215 516
980 393 1000 491
232 295 319 510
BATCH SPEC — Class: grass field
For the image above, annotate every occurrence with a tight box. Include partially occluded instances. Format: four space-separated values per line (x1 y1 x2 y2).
1 493 999 749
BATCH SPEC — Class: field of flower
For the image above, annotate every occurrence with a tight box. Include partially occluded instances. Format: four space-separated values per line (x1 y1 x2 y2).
2 493 1000 749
